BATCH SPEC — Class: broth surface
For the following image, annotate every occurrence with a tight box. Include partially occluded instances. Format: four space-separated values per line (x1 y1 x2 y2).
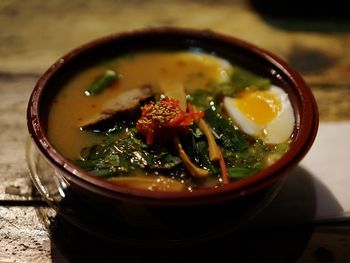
48 51 230 159
48 50 293 190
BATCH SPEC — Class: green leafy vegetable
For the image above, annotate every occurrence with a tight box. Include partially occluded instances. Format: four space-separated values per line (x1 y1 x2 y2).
188 84 233 111
231 66 271 91
194 140 219 175
223 140 270 170
213 82 235 97
204 107 248 152
274 143 290 153
75 129 182 178
187 89 213 110
227 167 259 179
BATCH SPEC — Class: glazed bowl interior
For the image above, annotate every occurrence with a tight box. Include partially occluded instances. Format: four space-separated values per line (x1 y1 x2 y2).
27 28 318 206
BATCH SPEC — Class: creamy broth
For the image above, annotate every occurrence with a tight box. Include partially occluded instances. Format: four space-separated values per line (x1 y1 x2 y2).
48 50 293 190
48 51 229 159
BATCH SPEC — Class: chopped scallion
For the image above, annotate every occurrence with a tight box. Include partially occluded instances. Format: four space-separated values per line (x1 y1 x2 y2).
85 69 118 95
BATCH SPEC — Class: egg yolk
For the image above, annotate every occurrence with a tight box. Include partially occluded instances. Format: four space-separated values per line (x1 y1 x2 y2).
235 90 282 125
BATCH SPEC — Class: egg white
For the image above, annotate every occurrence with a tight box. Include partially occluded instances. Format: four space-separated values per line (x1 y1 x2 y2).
263 86 295 144
223 85 295 144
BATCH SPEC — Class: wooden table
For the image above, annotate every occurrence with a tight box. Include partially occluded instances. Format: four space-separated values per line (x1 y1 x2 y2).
1 1 350 262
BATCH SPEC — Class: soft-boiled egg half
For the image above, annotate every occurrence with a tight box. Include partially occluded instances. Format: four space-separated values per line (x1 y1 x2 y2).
223 85 295 144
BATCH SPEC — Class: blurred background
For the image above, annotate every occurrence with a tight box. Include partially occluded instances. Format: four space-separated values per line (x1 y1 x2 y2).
1 0 350 120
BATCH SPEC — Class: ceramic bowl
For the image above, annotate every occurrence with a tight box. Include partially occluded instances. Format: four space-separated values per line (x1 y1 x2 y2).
26 28 318 242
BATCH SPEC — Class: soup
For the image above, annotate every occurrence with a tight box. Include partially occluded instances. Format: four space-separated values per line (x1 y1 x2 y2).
48 51 294 191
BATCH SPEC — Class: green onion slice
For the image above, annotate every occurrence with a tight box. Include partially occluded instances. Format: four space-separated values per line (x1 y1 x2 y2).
85 70 118 96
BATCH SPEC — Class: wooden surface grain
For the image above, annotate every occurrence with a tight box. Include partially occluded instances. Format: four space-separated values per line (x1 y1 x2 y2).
1 0 350 86
0 0 350 262
0 76 38 201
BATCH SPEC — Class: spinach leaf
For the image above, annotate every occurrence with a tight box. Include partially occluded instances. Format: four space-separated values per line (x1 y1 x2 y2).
194 140 219 175
227 167 259 179
204 107 248 152
231 66 271 92
75 129 181 178
187 89 213 110
223 140 270 170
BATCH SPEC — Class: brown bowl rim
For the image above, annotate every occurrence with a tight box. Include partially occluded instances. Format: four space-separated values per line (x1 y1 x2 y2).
27 27 318 204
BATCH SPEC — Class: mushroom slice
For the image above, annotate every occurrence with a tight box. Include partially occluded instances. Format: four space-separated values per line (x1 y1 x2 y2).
175 136 210 178
80 85 153 129
158 79 187 111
